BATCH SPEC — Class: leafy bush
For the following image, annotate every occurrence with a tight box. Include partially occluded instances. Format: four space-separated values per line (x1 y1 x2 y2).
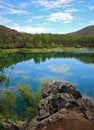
17 84 41 121
0 90 16 120
0 84 41 122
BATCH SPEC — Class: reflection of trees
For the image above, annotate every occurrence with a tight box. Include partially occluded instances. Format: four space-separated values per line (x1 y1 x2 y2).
0 74 10 86
0 50 94 71
0 50 94 85
0 68 10 86
0 51 10 86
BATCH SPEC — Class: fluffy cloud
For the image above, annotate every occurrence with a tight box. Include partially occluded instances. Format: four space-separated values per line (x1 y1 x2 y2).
13 70 27 74
78 0 85 3
65 8 79 13
0 1 14 9
8 9 28 15
90 20 94 25
19 2 30 8
10 25 47 34
32 16 44 20
0 4 4 9
48 12 73 22
0 1 29 15
0 15 12 24
32 0 74 9
48 64 70 73
89 6 94 10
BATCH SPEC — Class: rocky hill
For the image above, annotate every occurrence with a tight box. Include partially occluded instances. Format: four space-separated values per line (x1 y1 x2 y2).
28 81 94 130
69 25 94 36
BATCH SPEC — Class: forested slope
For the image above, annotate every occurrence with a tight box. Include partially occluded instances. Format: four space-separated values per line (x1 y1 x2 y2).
69 25 94 36
0 25 94 49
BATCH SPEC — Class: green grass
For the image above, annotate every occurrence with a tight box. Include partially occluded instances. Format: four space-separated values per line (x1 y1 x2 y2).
1 47 93 54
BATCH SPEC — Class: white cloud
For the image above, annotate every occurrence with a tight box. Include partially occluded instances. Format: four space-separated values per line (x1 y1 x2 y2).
78 0 85 3
48 12 73 23
10 25 47 34
19 2 30 8
83 74 88 79
0 1 14 9
90 6 94 10
8 9 28 15
0 1 29 15
65 8 79 13
0 4 4 9
0 15 12 24
28 19 33 23
12 23 19 26
90 20 94 25
32 0 74 9
13 70 27 74
32 16 43 20
48 64 70 73
28 16 44 23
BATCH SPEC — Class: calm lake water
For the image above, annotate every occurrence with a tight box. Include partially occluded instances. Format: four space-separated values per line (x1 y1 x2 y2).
0 50 94 99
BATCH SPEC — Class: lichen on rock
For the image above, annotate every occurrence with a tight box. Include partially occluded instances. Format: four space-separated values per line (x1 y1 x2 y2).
28 81 94 130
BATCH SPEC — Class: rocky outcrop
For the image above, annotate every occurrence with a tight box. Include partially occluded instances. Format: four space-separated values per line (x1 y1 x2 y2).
28 81 94 130
0 119 26 130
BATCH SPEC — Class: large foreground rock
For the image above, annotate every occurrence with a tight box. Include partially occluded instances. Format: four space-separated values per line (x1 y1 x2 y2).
28 81 94 130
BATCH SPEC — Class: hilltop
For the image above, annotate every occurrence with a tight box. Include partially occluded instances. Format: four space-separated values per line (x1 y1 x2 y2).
0 25 18 34
0 25 21 48
0 25 20 40
0 25 94 36
69 25 94 36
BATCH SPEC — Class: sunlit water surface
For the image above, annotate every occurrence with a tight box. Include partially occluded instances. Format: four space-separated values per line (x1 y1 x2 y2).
0 50 94 99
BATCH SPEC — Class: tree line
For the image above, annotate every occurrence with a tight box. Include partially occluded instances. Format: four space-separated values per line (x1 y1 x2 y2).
0 51 94 72
0 32 94 49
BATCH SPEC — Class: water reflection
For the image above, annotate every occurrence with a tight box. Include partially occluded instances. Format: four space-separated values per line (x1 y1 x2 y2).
0 50 94 71
0 50 94 99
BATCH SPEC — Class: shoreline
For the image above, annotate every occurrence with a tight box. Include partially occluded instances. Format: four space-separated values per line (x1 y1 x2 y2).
1 47 93 53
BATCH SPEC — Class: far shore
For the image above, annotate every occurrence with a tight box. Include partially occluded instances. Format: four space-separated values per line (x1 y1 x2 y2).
1 47 94 53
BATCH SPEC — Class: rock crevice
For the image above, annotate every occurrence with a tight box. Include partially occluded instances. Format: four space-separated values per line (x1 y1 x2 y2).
28 81 94 130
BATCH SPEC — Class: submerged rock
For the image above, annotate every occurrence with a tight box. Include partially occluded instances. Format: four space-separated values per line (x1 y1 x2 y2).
28 81 94 130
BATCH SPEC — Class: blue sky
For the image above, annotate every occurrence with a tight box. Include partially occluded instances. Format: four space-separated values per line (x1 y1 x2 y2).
0 0 94 34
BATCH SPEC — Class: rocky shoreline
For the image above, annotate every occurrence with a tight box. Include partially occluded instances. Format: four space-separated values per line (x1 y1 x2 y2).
28 81 94 130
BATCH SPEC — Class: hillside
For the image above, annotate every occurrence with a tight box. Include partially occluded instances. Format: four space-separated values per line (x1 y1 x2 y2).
0 25 21 40
0 25 94 49
69 25 94 36
0 25 21 48
0 25 18 35
1 25 94 37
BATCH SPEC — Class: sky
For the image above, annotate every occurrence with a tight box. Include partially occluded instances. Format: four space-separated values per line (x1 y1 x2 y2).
0 0 94 34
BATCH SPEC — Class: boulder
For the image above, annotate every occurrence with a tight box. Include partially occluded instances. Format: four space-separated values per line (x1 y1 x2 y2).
0 119 26 130
28 81 94 130
38 81 84 120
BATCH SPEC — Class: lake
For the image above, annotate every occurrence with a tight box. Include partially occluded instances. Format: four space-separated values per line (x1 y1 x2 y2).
0 50 94 100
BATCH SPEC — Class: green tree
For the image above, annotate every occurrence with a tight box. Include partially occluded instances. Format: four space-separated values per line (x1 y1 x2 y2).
18 84 41 121
1 91 16 119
